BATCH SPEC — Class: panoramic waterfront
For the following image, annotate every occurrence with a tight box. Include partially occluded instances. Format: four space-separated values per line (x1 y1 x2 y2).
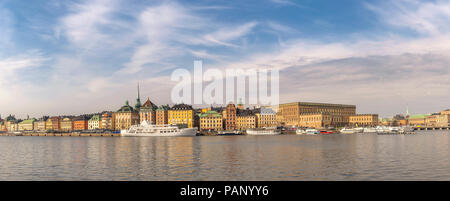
0 130 448 181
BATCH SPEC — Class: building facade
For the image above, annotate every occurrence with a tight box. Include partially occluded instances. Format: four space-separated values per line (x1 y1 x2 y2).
236 111 256 130
73 116 89 131
278 102 356 127
436 114 450 127
199 110 223 131
298 113 332 128
407 114 428 126
18 119 35 131
34 117 48 131
156 105 170 125
114 101 140 130
139 98 157 124
168 104 195 128
61 117 73 131
100 112 114 130
349 114 379 127
256 107 277 128
88 115 101 130
224 104 237 130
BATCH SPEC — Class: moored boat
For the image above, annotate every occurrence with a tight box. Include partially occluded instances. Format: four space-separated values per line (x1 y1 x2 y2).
296 129 306 135
305 128 319 135
246 128 281 135
340 128 356 134
120 121 197 137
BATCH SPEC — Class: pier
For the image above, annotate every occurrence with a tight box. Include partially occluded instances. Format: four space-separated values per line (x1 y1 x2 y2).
413 127 450 131
0 132 121 137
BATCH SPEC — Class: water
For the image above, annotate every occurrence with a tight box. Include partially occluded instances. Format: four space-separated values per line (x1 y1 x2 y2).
0 130 449 180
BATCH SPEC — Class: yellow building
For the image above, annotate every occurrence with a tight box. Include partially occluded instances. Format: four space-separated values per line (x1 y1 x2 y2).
34 117 48 131
199 110 223 131
278 102 356 127
61 117 73 131
256 107 278 128
425 114 439 127
168 104 195 128
236 110 256 130
349 114 379 127
114 101 140 130
18 119 35 131
298 113 332 128
441 109 450 115
437 114 450 127
407 114 428 126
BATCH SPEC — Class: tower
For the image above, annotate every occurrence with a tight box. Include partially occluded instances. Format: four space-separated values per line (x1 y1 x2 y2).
135 83 141 110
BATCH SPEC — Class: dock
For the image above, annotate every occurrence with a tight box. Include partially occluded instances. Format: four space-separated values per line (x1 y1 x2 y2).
413 127 450 131
0 132 121 137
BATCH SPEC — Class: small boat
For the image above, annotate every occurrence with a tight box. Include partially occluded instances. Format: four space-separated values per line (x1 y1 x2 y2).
246 128 281 135
296 129 306 135
320 130 334 134
363 127 377 133
340 128 356 134
305 129 319 135
217 130 243 136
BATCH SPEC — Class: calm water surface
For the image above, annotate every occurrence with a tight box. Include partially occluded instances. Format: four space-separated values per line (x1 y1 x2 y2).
0 130 449 180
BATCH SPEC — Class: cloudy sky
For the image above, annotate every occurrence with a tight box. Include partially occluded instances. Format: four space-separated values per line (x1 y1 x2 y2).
0 0 449 119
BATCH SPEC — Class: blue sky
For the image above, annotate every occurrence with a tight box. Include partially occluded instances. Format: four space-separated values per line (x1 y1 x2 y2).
1 0 449 118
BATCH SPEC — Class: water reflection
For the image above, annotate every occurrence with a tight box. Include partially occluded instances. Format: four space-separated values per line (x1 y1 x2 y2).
0 131 449 180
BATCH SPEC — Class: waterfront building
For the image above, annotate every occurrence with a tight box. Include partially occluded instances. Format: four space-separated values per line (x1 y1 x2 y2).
224 103 237 130
34 117 48 131
100 112 114 130
0 120 5 132
114 100 140 130
407 114 428 126
139 98 157 124
349 114 379 127
5 115 18 131
441 109 450 115
278 102 356 127
425 114 439 127
256 107 278 128
199 110 223 131
61 117 73 131
73 116 89 130
436 114 450 127
156 105 170 125
50 116 61 131
18 118 35 131
236 110 256 130
88 115 100 130
298 113 332 128
168 104 195 128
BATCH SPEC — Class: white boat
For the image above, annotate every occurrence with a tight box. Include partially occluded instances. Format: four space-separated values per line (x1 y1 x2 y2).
305 129 319 135
246 128 281 135
340 128 356 134
120 121 197 137
363 127 377 133
296 129 306 135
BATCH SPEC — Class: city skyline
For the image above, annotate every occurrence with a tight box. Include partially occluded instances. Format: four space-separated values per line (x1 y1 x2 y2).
1 0 450 118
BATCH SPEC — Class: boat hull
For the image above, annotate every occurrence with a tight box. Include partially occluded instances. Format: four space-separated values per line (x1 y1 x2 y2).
120 128 197 137
246 129 281 135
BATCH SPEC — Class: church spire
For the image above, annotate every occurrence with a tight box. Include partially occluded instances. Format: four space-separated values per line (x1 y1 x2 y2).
135 83 142 109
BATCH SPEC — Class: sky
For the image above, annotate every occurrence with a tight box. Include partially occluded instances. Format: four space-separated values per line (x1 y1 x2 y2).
0 0 449 119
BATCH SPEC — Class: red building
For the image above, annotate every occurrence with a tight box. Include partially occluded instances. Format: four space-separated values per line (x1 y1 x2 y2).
224 103 237 130
73 116 88 130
